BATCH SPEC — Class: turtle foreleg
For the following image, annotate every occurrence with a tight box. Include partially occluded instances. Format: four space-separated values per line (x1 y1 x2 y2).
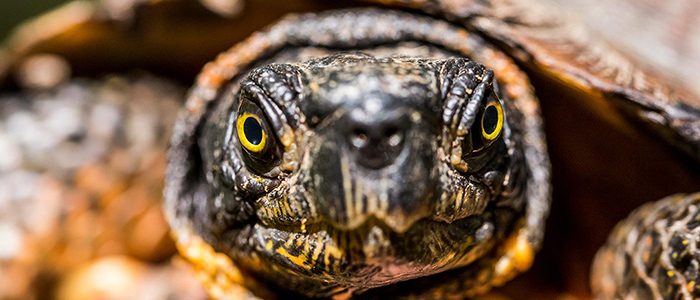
592 193 700 299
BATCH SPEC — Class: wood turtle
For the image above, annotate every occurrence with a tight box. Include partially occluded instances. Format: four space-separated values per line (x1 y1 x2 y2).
1 0 699 299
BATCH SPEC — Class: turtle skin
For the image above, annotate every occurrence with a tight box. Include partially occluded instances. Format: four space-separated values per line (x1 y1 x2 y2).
593 193 700 299
1 0 699 299
161 1 700 299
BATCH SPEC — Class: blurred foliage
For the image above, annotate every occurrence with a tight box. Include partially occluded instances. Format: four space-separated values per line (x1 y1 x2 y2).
0 1 73 41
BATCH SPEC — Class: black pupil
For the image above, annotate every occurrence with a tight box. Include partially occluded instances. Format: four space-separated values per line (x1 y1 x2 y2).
243 117 263 145
483 105 499 135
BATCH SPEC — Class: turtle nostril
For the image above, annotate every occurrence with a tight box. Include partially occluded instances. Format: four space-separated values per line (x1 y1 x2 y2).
385 126 403 147
350 128 369 148
346 122 407 170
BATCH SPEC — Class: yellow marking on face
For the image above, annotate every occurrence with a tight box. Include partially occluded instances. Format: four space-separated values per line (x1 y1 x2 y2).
379 174 390 213
454 188 464 212
354 176 364 219
284 236 294 248
449 139 469 172
276 247 311 271
308 81 320 93
435 251 457 267
265 240 274 251
274 205 282 216
428 244 438 256
323 242 345 273
367 191 376 213
683 239 689 245
283 197 293 216
323 250 331 272
667 270 675 277
331 288 352 300
311 235 324 262
280 124 295 148
300 239 312 261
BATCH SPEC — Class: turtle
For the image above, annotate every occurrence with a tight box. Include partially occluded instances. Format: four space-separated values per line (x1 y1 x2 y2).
1 0 699 299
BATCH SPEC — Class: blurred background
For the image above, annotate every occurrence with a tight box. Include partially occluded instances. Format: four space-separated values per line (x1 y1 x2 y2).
0 1 698 299
0 1 68 40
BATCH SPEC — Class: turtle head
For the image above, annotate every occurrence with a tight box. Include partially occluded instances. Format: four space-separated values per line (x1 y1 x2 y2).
192 52 526 295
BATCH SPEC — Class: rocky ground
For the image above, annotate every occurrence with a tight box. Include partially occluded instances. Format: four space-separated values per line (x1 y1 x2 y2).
0 75 206 299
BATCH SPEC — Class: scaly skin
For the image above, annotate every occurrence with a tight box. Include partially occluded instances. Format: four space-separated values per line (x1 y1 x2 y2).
165 8 550 299
593 193 700 299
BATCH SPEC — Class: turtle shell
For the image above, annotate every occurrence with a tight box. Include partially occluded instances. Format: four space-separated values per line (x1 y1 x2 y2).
1 0 699 299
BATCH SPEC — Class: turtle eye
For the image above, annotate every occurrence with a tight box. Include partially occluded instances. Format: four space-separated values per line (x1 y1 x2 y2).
480 99 504 142
468 97 505 153
233 99 281 175
237 113 267 153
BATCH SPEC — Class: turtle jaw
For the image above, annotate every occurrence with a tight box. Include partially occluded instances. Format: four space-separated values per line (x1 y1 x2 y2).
235 207 501 295
234 154 511 296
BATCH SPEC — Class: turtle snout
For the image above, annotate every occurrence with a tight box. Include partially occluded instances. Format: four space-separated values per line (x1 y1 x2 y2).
307 106 439 232
345 109 408 170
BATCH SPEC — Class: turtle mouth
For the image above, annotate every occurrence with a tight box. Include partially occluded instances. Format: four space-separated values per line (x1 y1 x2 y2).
238 210 500 290
241 145 505 289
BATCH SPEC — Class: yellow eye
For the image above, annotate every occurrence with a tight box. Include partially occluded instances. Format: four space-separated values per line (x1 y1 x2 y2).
237 113 267 153
481 100 504 141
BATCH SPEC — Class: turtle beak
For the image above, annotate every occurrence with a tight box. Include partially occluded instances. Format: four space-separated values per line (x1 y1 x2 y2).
307 106 440 233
